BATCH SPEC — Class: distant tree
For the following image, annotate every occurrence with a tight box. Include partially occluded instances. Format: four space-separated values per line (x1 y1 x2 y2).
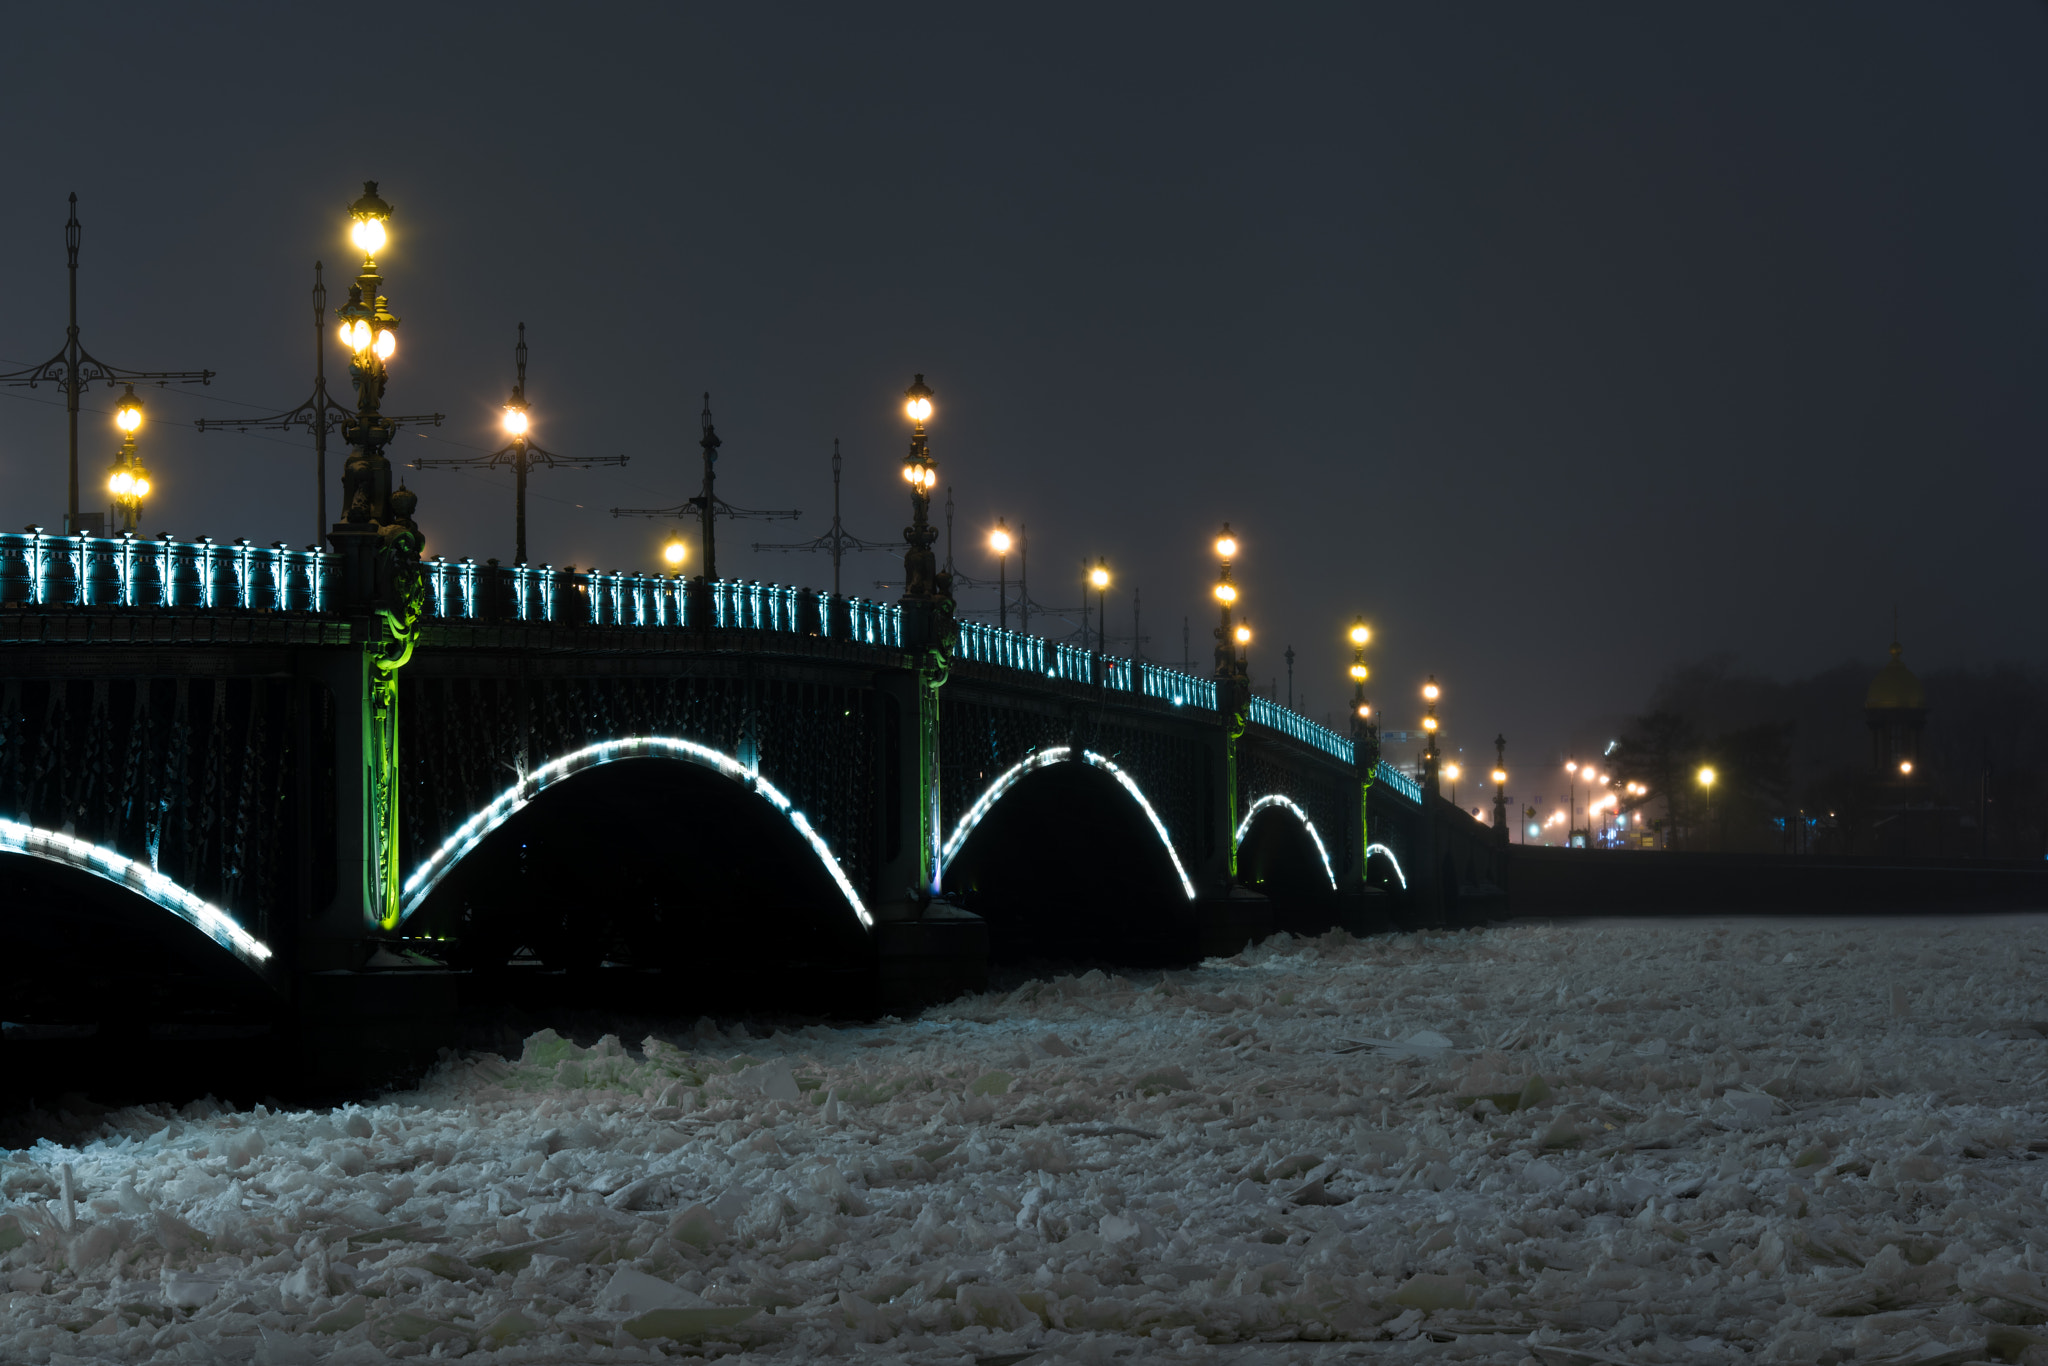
1699 721 1794 852
1608 711 1699 848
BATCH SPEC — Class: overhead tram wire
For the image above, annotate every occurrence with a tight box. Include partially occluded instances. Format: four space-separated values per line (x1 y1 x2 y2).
195 262 445 546
752 439 896 596
410 324 628 566
611 394 798 581
0 194 217 532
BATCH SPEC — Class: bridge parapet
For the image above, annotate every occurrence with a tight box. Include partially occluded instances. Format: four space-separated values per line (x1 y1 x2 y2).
0 529 331 612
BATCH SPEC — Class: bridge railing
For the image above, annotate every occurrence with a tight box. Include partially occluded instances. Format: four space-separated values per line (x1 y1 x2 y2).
954 621 1220 710
0 530 333 612
1247 693 1354 762
1375 761 1423 803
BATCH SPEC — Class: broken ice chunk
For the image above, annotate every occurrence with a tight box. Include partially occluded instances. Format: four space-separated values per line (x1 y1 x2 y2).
161 1268 227 1309
600 1266 711 1314
732 1060 801 1102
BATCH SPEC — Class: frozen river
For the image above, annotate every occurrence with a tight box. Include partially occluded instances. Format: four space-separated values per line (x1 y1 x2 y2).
4 914 2046 1363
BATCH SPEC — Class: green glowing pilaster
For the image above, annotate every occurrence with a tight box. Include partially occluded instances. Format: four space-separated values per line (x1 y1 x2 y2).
365 572 423 932
918 645 949 896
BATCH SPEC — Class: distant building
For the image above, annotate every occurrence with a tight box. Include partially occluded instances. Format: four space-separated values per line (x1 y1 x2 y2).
1862 638 1960 855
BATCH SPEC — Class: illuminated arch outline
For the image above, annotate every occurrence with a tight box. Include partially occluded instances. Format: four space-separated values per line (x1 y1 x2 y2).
937 746 1197 900
0 818 278 983
1366 841 1407 890
1233 794 1337 890
396 736 872 929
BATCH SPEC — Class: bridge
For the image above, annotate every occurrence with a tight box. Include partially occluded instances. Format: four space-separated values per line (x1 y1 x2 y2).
0 524 1504 1039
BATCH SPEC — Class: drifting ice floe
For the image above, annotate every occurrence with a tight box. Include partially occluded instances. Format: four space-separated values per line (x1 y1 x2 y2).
1 914 2046 1362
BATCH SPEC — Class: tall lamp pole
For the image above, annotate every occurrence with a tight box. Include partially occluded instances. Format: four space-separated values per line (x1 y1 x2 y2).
898 374 954 901
196 261 443 546
1090 559 1110 661
1348 618 1379 880
990 520 1012 629
1421 676 1442 796
614 394 799 579
328 181 428 935
753 439 895 596
1491 735 1509 848
412 324 627 565
1 194 216 532
105 387 151 533
1212 526 1249 888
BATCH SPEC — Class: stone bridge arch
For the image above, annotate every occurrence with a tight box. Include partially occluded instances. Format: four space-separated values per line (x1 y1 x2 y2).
398 736 873 936
0 819 281 995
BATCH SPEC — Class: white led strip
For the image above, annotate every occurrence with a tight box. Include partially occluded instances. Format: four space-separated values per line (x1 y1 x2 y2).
1232 794 1338 890
1366 841 1408 889
396 737 872 930
936 746 1197 901
0 818 277 980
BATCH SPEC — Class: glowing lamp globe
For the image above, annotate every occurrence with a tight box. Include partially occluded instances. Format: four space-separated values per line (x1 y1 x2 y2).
1213 583 1236 604
1214 533 1237 560
1089 566 1109 590
1349 663 1367 681
503 407 530 437
1492 769 1507 785
1697 766 1717 788
903 373 934 423
1349 622 1370 646
989 527 1011 555
1423 682 1440 702
663 539 687 568
1234 625 1252 646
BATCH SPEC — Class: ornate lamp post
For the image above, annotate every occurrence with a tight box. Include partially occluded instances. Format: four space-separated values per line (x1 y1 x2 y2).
1089 559 1110 656
896 374 954 902
1492 734 1509 847
1211 526 1250 888
0 194 214 533
105 386 151 533
614 396 798 580
327 181 427 935
900 375 941 601
412 324 627 565
1421 676 1442 795
1348 617 1380 882
989 520 1012 629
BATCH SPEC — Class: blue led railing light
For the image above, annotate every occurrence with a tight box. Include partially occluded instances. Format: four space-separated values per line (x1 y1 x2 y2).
397 736 872 931
1366 841 1408 889
1232 794 1337 890
0 818 278 983
935 746 1196 901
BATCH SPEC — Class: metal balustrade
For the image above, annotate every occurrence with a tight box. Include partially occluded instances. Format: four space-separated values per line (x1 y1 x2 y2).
1248 693 1355 762
1376 761 1423 803
0 533 1372 750
0 530 333 612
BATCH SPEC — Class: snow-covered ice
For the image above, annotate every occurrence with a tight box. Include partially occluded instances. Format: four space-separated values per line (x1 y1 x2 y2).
6 914 2048 1363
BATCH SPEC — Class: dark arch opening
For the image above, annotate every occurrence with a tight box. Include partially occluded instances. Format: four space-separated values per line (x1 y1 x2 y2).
941 760 1190 967
406 757 872 1014
0 854 282 1104
1237 804 1339 937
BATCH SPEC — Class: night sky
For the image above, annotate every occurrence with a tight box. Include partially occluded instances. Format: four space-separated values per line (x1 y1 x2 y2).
2 4 2042 791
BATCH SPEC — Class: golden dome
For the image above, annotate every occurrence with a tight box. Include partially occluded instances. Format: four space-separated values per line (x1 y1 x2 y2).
1865 642 1925 710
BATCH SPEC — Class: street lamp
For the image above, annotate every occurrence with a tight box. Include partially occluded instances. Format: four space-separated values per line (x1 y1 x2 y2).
899 374 941 601
333 181 408 531
106 385 151 532
663 536 688 570
1211 524 1242 681
990 519 1012 629
1092 561 1115 635
412 324 627 565
1445 762 1462 805
1421 675 1442 793
1234 621 1252 669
